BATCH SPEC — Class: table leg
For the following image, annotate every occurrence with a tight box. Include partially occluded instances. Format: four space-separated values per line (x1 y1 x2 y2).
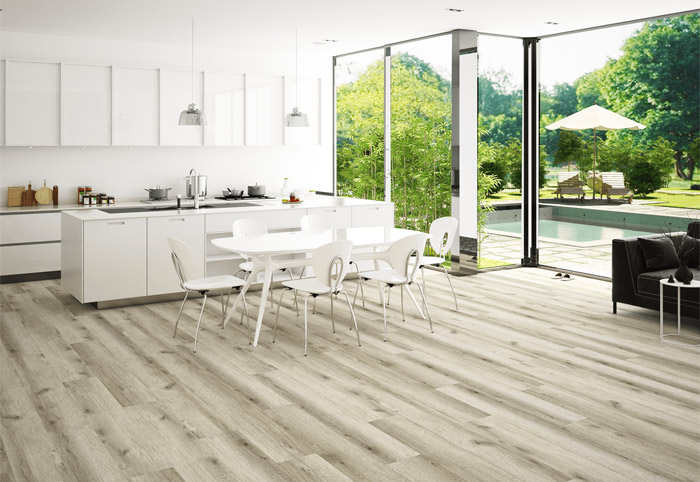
253 255 274 347
222 255 262 329
659 283 663 338
677 285 681 335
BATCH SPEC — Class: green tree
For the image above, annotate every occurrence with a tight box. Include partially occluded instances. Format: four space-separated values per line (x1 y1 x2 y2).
552 131 583 171
601 14 700 179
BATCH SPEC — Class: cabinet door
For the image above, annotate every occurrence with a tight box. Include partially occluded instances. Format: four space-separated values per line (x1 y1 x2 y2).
306 206 351 229
147 215 205 295
351 204 394 227
113 67 159 146
0 60 5 145
160 69 204 146
204 72 244 146
84 218 146 302
61 64 112 146
245 74 283 146
6 60 60 146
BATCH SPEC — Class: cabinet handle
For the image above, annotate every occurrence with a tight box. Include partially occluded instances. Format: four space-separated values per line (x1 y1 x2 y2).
170 218 186 221
107 221 125 225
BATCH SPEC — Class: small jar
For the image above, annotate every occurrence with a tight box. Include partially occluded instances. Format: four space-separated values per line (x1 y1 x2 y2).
108 196 115 205
78 186 85 204
82 195 90 205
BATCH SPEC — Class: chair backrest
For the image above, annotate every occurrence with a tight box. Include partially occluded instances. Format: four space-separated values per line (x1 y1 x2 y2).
232 218 268 237
428 217 458 257
167 237 197 288
388 234 428 282
301 214 332 232
311 240 353 291
557 172 580 186
601 172 625 187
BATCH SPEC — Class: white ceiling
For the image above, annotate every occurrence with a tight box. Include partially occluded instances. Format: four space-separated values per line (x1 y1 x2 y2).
1 0 698 56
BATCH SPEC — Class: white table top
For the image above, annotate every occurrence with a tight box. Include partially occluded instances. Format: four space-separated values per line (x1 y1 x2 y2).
212 227 426 256
659 278 700 288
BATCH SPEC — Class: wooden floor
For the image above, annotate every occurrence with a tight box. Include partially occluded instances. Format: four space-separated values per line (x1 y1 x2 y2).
1 268 699 482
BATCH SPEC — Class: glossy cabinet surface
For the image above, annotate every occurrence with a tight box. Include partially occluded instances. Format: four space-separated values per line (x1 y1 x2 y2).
61 64 112 146
113 67 160 146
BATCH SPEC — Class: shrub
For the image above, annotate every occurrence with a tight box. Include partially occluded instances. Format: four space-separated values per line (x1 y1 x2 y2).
627 160 666 196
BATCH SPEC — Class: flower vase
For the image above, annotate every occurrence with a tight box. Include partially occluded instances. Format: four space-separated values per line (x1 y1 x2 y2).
675 259 694 285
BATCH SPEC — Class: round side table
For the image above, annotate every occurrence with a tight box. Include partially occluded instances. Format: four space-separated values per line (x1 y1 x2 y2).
659 279 700 347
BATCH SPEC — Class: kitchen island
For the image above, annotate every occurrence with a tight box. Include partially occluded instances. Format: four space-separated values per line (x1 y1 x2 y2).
61 196 393 305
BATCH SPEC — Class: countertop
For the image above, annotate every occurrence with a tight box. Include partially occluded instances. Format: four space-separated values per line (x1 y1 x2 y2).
56 196 390 221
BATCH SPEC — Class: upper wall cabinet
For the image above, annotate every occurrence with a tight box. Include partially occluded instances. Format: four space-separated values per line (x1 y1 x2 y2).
0 61 5 146
113 67 159 146
61 64 112 146
204 72 244 146
6 60 60 146
284 76 321 146
245 74 283 146
160 69 204 146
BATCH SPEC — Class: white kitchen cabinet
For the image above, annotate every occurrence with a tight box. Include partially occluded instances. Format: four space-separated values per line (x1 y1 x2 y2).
83 218 147 302
147 215 204 296
0 60 5 145
160 69 204 146
204 72 244 146
113 67 159 146
307 206 351 228
61 64 112 146
351 204 394 227
245 74 283 146
0 212 61 277
284 76 321 146
6 60 61 146
206 208 306 233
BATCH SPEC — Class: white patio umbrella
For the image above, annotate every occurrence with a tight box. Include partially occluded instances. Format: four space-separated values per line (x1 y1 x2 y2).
546 104 645 199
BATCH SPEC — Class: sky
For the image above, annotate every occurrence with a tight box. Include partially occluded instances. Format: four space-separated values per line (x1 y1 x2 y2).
336 21 644 91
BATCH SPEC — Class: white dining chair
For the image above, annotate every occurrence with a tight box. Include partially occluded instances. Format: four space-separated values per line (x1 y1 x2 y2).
358 233 432 342
168 237 250 353
232 218 293 306
273 240 360 356
413 216 459 310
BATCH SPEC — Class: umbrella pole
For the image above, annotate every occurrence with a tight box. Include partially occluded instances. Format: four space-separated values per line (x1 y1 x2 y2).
593 128 597 200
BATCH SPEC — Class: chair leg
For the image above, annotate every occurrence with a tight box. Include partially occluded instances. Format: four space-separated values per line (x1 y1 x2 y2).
400 285 405 322
405 284 425 319
351 262 366 307
174 291 189 338
415 283 433 333
304 296 309 356
442 265 458 311
242 295 251 344
294 289 299 316
313 297 316 315
273 288 288 343
330 294 335 333
387 286 391 306
421 267 427 314
380 284 388 342
193 293 208 353
340 291 361 347
299 266 306 279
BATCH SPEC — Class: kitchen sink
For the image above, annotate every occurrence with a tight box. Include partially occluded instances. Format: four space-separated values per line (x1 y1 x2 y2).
100 202 260 214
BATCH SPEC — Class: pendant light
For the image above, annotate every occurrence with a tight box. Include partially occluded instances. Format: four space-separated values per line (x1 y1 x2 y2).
284 29 309 127
179 18 207 126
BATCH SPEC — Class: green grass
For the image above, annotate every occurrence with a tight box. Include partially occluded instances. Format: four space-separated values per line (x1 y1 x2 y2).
635 191 700 209
478 258 514 269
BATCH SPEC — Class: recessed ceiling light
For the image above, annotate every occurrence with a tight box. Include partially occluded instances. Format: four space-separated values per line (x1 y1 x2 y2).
445 8 464 13
544 21 559 25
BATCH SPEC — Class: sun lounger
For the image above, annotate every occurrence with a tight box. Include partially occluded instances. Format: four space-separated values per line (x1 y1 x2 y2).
554 172 585 201
601 172 633 203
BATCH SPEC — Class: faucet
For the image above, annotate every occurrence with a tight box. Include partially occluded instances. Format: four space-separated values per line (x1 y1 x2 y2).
190 168 200 209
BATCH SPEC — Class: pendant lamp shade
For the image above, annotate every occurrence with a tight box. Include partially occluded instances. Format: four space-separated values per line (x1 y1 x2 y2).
285 29 309 128
179 18 207 126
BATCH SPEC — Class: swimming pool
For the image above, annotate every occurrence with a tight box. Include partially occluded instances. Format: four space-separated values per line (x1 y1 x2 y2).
487 219 656 244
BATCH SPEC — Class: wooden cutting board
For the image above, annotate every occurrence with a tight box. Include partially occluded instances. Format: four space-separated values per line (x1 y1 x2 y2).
35 180 53 204
21 182 37 207
7 186 24 207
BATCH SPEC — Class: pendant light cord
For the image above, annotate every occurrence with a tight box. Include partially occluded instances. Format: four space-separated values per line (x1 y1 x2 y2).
295 28 298 107
191 17 195 104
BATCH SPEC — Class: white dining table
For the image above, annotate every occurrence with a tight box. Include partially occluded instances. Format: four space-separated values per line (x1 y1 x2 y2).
212 226 425 346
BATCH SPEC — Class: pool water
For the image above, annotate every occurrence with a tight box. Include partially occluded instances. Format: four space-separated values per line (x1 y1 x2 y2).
488 219 657 243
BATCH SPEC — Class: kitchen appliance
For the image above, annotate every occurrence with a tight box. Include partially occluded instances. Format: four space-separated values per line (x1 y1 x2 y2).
185 169 208 199
247 184 266 197
215 194 275 201
145 186 172 200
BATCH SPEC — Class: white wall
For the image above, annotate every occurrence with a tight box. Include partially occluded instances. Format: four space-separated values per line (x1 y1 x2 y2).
0 32 334 205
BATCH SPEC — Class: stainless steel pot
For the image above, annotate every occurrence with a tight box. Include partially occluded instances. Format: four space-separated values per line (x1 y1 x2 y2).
145 186 171 199
247 184 266 197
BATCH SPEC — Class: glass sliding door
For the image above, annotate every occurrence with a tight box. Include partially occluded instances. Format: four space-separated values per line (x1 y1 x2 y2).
335 50 385 201
389 35 452 232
